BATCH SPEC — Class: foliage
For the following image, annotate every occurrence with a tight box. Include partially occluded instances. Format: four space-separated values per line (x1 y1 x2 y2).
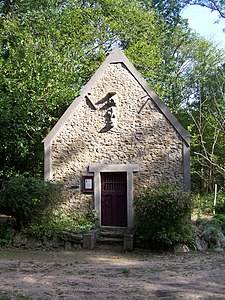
188 60 225 193
213 214 225 233
0 0 225 195
148 0 225 20
141 2 225 194
195 215 225 244
161 32 225 193
0 176 63 227
134 185 193 248
0 0 164 185
149 1 225 193
21 209 97 240
0 221 11 246
0 175 96 240
142 0 186 25
193 189 225 215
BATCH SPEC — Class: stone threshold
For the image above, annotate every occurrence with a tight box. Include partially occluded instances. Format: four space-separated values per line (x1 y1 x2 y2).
98 227 134 251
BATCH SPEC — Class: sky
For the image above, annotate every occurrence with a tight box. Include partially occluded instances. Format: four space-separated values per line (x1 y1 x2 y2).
181 5 225 49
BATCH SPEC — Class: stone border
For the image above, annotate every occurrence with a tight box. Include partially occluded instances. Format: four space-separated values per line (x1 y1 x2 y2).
11 229 100 251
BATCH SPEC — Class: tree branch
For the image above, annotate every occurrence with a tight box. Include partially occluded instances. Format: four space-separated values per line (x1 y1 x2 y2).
194 152 225 173
186 0 225 19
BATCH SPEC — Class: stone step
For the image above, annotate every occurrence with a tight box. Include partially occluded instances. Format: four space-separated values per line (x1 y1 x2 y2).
100 231 125 239
97 228 134 250
97 237 124 244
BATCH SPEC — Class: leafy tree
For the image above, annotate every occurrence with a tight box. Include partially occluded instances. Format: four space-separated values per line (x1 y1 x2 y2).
148 0 185 25
171 35 225 192
1 0 225 196
148 0 225 20
147 8 225 193
0 0 164 184
188 63 225 192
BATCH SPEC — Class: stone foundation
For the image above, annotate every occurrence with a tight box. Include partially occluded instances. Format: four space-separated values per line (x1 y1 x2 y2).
11 230 100 251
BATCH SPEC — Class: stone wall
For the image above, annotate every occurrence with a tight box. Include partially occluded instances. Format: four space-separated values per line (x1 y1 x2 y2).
50 62 184 213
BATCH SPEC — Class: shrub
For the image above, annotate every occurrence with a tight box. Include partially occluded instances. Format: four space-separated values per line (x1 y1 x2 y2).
21 209 97 240
0 176 63 228
195 216 225 248
0 221 12 246
134 184 193 248
212 214 225 235
215 190 225 214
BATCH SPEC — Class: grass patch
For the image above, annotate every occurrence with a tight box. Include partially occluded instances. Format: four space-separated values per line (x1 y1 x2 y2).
0 294 32 300
121 268 131 276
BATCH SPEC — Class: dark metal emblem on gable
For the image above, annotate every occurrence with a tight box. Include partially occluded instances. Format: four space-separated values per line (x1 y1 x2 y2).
85 92 118 133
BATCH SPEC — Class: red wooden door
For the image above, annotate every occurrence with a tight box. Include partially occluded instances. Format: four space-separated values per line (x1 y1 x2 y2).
101 172 127 227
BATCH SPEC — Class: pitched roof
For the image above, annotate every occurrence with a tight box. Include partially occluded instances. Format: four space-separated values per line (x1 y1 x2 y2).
43 46 190 146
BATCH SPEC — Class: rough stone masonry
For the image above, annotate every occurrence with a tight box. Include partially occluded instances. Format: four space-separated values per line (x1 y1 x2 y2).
43 47 190 221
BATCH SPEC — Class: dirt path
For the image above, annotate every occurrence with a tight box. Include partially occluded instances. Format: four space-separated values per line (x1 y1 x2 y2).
0 245 225 300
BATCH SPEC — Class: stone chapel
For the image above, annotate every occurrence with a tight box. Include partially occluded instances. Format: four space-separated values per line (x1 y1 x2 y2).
43 47 190 229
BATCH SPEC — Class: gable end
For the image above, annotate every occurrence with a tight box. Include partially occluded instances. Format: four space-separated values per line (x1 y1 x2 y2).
43 47 190 147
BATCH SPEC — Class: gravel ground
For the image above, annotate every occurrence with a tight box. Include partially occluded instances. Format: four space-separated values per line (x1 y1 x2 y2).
0 245 225 300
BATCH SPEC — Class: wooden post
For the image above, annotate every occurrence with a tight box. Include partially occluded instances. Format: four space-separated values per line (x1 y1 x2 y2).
213 184 218 215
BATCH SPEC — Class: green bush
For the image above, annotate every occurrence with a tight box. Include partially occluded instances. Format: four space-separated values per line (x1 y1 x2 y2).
215 191 225 214
0 176 63 227
212 214 225 234
0 220 13 246
195 216 225 248
21 209 97 240
134 184 193 248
